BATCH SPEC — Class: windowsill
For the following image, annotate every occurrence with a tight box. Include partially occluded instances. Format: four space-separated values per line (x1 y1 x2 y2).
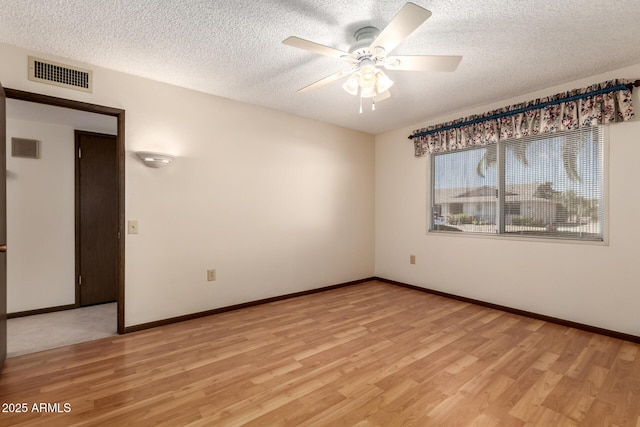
426 229 608 246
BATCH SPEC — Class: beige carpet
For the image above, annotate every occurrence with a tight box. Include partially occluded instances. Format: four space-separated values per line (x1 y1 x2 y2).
7 303 117 358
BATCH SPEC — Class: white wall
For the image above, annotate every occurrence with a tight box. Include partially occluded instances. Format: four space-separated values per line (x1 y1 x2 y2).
6 119 75 311
375 64 640 336
1 42 376 327
5 102 117 313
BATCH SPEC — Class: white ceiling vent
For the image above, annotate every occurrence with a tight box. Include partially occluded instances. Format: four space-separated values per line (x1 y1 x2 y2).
28 56 93 93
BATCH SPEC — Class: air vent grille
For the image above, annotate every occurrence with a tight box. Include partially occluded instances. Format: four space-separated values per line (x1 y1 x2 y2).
28 56 93 92
11 138 40 159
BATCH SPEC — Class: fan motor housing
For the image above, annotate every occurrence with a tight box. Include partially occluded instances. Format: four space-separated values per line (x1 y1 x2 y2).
350 26 380 58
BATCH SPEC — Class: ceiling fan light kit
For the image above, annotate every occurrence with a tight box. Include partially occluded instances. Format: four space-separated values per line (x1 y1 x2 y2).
283 2 462 113
342 61 393 93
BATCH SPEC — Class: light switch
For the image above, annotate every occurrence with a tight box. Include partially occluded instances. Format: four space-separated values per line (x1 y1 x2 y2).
128 220 139 234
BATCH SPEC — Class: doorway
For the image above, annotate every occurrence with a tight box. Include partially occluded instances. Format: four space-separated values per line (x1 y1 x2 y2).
4 88 125 335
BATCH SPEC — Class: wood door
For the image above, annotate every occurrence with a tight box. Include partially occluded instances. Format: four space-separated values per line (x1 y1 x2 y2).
1 83 7 367
76 131 118 306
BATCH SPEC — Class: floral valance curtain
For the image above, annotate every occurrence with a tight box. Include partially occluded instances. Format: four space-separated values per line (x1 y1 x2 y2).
410 79 636 157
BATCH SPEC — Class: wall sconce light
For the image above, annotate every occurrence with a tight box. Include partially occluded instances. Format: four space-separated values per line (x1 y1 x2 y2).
136 151 175 168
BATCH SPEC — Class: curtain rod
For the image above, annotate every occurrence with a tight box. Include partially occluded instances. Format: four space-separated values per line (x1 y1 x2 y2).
409 79 640 140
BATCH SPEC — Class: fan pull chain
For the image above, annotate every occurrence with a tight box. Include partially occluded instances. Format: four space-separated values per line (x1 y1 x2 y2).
359 96 363 114
372 98 376 111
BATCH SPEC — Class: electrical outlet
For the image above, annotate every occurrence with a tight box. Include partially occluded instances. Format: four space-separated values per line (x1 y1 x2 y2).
207 269 216 282
128 220 139 234
410 255 416 264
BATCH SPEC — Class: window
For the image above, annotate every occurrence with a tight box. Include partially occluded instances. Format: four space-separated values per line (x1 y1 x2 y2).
430 127 604 241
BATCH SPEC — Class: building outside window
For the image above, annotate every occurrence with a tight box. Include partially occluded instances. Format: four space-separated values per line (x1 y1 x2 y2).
430 127 604 241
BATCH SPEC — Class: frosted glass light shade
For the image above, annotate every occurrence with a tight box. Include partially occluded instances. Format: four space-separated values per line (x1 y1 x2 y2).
342 73 360 95
360 86 376 98
136 151 175 168
375 70 394 93
359 64 377 89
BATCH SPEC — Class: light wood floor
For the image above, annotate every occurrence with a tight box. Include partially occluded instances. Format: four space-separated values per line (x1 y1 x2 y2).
1 281 639 426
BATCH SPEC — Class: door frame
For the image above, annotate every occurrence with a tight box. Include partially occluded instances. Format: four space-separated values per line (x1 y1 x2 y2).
5 88 126 334
1 83 7 367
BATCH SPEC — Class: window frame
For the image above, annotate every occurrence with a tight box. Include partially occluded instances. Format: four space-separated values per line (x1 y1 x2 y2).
428 126 608 244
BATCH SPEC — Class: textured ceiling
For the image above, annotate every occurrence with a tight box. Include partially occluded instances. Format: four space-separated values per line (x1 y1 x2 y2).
1 0 640 134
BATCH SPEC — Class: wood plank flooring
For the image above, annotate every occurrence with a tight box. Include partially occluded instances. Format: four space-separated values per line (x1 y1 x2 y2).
1 280 639 426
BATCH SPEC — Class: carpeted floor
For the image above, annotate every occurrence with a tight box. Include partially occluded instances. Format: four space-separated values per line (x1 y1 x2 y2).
6 303 117 358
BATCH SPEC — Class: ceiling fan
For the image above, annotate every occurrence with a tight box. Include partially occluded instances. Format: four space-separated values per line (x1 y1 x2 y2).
283 2 462 112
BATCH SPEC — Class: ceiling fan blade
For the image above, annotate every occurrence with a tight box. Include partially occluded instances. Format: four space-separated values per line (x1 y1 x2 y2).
369 2 432 54
374 90 391 103
384 55 462 72
283 36 352 59
297 69 353 93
